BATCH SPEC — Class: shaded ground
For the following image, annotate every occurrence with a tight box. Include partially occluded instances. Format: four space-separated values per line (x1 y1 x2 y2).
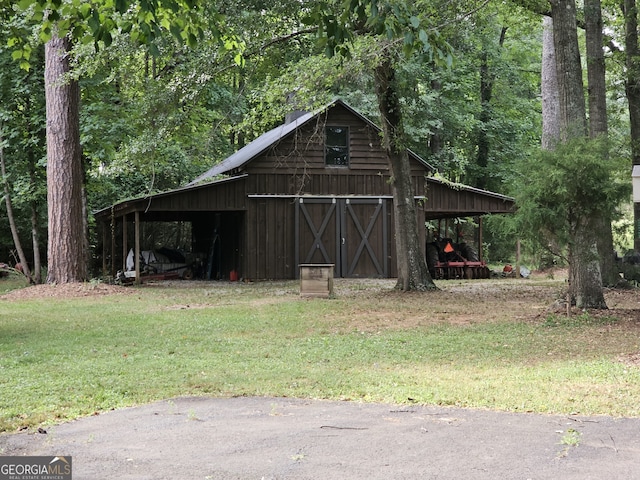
2 396 640 480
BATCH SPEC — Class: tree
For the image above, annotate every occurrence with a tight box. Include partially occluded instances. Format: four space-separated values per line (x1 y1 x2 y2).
475 25 507 191
547 0 606 308
373 42 435 290
0 9 47 283
307 0 459 291
584 0 618 286
541 17 560 150
44 32 85 283
11 0 228 283
0 120 32 279
515 137 628 300
540 3 617 286
622 0 640 252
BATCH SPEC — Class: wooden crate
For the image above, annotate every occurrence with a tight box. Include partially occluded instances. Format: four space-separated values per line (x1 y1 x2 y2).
299 264 334 298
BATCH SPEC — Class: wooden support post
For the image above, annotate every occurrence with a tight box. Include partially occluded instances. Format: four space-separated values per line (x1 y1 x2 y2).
478 217 484 262
122 214 128 272
516 239 521 279
135 211 141 284
111 213 116 279
102 221 107 277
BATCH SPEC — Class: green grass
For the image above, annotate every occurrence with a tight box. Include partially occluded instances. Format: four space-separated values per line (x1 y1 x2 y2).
0 272 29 295
1 279 639 433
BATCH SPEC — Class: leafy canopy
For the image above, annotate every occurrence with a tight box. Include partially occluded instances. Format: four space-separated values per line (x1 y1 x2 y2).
8 0 235 67
303 0 453 65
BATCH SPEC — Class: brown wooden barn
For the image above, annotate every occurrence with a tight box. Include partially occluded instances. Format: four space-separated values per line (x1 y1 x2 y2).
95 99 514 281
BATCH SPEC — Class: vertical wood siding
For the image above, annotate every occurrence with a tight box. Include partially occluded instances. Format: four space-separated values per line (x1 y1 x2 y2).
245 197 296 279
245 104 427 197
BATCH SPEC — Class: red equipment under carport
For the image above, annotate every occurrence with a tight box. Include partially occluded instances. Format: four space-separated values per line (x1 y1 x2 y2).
426 219 490 280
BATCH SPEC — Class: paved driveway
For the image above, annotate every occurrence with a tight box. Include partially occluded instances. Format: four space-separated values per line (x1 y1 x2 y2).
1 397 639 479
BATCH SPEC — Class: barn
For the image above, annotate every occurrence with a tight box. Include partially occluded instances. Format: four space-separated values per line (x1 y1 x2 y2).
94 99 514 281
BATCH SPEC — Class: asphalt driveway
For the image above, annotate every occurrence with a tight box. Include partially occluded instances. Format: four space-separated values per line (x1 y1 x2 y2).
1 396 640 479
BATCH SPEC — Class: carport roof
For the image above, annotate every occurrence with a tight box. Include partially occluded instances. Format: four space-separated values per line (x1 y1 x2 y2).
93 175 247 219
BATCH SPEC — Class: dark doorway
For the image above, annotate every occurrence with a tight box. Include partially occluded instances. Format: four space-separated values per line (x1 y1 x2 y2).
192 211 244 280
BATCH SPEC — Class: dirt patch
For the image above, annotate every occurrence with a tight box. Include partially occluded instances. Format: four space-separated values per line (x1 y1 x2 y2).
620 352 640 367
325 280 640 333
2 277 637 332
0 282 133 301
314 280 560 333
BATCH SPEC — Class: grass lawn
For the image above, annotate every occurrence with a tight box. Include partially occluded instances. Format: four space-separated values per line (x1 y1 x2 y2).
1 274 639 433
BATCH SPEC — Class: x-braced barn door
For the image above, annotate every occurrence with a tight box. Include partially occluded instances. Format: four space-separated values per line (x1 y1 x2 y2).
295 198 388 278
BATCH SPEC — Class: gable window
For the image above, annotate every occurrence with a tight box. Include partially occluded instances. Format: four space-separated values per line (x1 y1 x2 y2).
325 126 349 167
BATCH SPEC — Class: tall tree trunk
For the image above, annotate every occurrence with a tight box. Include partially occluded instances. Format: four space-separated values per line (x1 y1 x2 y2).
476 27 507 191
27 146 43 284
44 33 87 283
550 0 588 140
476 49 491 190
549 0 606 308
429 77 443 156
541 17 561 149
623 0 640 252
586 0 608 138
0 121 33 281
585 0 618 286
30 202 42 284
571 215 608 308
373 46 436 291
540 17 564 260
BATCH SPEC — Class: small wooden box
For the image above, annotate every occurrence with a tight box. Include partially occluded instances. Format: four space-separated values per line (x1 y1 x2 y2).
299 264 334 298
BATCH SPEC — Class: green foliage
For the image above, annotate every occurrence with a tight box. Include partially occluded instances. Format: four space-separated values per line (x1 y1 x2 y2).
12 0 222 56
0 16 47 263
514 137 631 260
304 0 453 65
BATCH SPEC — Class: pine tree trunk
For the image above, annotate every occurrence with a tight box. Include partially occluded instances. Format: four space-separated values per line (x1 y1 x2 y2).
27 152 43 284
44 33 87 284
31 203 42 284
373 47 436 291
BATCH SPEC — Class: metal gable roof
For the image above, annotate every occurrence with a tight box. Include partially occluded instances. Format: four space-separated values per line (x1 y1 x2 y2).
188 99 434 185
188 110 318 184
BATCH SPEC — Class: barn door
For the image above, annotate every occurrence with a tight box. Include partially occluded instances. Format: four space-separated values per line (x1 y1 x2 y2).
295 198 388 278
341 198 388 277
